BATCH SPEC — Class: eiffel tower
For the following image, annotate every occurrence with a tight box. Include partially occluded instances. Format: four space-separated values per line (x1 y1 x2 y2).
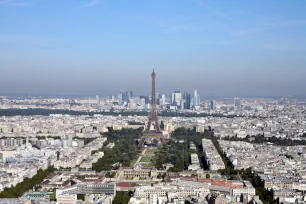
139 69 167 147
145 68 161 132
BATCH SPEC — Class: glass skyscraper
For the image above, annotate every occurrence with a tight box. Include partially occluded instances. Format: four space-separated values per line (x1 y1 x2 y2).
193 90 200 107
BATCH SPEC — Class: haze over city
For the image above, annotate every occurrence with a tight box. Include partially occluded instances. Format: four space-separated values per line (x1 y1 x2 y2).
1 0 306 96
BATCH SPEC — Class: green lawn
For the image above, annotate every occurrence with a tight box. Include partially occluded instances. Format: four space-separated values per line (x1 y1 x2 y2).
140 157 152 162
145 149 156 154
139 163 152 167
129 158 138 167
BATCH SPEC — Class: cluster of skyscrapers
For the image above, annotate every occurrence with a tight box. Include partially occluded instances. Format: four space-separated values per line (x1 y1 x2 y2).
117 90 133 104
114 89 202 110
171 90 200 110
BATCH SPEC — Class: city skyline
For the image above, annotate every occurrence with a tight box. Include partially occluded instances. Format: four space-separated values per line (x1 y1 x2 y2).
1 0 306 96
1 1 306 201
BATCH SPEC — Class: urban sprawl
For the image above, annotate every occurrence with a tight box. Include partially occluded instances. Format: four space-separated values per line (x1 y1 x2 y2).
0 92 305 204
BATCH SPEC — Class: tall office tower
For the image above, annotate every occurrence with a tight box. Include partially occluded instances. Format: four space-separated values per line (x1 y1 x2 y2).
156 95 160 105
171 92 175 105
145 96 150 104
125 91 133 101
210 100 214 110
234 97 241 107
96 95 100 104
140 96 150 104
183 92 191 109
125 91 128 101
118 91 124 104
180 99 186 110
171 91 182 106
158 94 166 106
122 91 129 102
121 92 126 101
156 93 162 105
193 90 200 107
140 98 146 106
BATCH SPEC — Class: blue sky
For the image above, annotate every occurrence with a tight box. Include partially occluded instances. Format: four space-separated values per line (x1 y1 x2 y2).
0 0 306 97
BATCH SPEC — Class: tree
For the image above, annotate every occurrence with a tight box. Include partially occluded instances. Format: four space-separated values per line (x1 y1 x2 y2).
77 194 85 201
107 127 114 132
155 159 163 170
128 121 144 125
113 191 131 204
92 128 142 172
0 167 54 198
105 172 116 178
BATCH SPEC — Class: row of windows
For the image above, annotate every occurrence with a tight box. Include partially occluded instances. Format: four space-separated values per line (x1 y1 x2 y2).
124 171 150 174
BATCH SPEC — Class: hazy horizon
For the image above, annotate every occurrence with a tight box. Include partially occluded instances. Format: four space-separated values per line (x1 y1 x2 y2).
1 91 305 100
1 0 306 96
